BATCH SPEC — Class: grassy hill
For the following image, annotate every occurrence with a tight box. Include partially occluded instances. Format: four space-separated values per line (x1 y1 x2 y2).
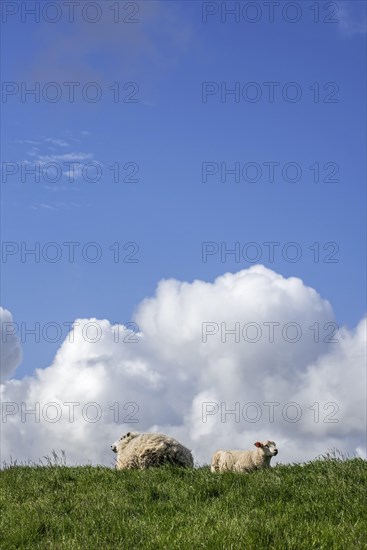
1 455 366 549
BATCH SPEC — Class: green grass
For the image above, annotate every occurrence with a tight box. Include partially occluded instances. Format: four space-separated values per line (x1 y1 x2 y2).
1 454 366 549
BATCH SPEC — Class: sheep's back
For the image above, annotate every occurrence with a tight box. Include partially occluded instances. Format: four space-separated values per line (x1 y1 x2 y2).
117 433 193 469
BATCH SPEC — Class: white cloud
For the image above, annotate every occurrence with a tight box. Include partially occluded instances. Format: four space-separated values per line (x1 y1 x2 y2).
15 140 40 146
37 153 93 163
1 266 366 467
0 308 22 382
44 138 69 147
19 134 98 182
30 203 57 211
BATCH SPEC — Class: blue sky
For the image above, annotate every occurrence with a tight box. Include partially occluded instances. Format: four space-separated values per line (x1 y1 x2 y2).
1 0 366 381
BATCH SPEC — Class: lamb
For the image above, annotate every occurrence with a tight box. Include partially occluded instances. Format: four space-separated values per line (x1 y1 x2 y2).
211 440 278 473
111 431 194 470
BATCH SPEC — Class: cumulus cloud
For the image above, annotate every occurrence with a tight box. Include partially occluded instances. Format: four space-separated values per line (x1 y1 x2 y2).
1 266 366 467
0 307 23 382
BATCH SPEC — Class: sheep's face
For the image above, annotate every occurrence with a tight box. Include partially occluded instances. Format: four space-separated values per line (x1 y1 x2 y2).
111 431 139 453
255 440 278 457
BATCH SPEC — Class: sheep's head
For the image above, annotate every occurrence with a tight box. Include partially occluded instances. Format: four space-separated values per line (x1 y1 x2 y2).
254 440 278 457
111 431 140 453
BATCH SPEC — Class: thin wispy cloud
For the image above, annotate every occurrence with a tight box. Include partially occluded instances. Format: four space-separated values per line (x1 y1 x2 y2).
44 138 69 147
337 1 367 36
17 135 99 182
15 139 40 146
22 1 193 84
33 152 94 163
31 200 85 211
30 202 57 211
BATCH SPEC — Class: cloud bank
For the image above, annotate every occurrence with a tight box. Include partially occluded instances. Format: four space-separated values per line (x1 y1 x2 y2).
0 308 23 381
1 266 366 466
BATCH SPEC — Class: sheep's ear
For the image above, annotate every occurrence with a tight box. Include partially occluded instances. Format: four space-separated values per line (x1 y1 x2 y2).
254 442 263 448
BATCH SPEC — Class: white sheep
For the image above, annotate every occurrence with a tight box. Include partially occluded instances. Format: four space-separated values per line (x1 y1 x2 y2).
211 440 278 473
111 431 194 470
